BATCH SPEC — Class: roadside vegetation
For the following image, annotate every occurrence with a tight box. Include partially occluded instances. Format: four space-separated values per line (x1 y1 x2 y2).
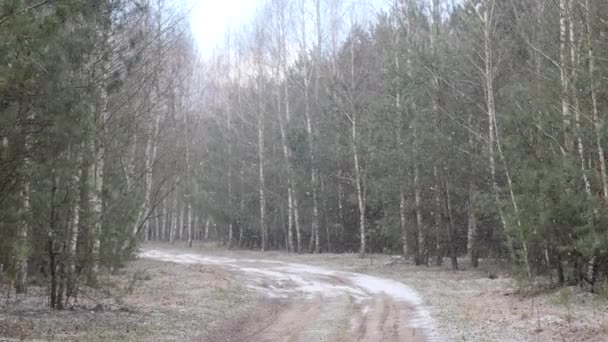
2 1 608 339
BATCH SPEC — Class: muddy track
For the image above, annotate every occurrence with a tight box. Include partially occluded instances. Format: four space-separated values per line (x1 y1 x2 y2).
141 249 439 342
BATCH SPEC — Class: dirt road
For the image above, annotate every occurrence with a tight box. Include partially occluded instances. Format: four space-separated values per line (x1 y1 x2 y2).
141 249 439 342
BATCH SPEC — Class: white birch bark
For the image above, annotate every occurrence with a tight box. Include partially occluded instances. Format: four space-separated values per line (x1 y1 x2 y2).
161 202 167 241
15 112 33 293
255 24 267 251
559 0 572 151
347 24 366 257
125 107 161 250
585 0 608 201
169 191 177 244
294 195 302 253
67 148 82 295
90 65 108 276
193 214 199 242
204 216 210 241
187 202 193 247
567 0 592 195
273 0 295 252
480 0 531 277
392 8 408 257
466 187 477 255
178 205 184 241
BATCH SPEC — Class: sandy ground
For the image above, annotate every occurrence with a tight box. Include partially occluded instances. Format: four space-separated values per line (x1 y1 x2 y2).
145 242 608 342
2 242 608 341
142 248 435 342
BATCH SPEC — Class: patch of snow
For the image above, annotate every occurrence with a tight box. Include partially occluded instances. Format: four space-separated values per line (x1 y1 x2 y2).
348 273 440 341
141 249 441 341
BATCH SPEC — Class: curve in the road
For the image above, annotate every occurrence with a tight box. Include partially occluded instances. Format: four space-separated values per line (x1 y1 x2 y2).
141 249 441 342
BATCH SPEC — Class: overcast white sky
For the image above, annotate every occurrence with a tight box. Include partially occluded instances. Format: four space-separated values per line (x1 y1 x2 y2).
188 0 260 55
187 0 391 56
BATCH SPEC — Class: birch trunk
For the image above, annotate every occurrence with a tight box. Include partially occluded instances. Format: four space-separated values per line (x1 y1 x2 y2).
482 2 531 277
567 0 591 195
179 205 184 241
434 166 443 266
125 107 160 250
467 183 478 267
347 22 366 257
431 0 442 266
161 202 167 241
413 121 425 265
443 178 458 270
90 71 107 276
559 0 572 151
274 0 295 253
193 214 199 242
184 108 193 246
583 0 604 287
287 187 294 252
15 112 33 294
169 191 177 244
394 25 408 257
308 0 322 254
294 195 302 253
484 1 507 259
67 148 82 297
257 77 267 251
585 0 607 201
253 22 268 251
467 112 478 266
337 169 345 249
187 202 193 247
204 216 210 241
227 89 233 247
276 62 293 252
352 118 366 257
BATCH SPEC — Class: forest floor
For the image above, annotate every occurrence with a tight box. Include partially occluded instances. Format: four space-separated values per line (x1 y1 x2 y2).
2 243 608 341
0 254 254 341
144 242 608 342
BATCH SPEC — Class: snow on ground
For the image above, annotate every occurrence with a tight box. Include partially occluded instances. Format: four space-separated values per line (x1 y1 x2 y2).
140 249 441 341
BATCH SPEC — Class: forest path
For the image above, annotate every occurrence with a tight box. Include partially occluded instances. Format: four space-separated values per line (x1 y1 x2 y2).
141 249 439 342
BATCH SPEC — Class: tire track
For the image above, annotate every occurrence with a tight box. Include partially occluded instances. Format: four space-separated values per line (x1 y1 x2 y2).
142 249 437 341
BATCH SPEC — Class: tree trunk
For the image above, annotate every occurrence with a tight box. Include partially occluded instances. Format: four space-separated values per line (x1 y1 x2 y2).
193 214 199 242
287 187 295 252
585 0 604 287
227 89 234 247
170 191 177 244
434 167 443 266
413 122 425 265
204 216 210 241
443 178 458 270
559 0 572 151
303 48 319 254
585 0 607 201
467 184 478 267
352 119 366 257
294 195 302 253
125 107 160 250
483 4 531 278
258 88 267 251
67 148 82 298
337 169 345 250
312 0 323 254
187 202 193 247
90 53 109 277
160 201 167 241
15 113 32 294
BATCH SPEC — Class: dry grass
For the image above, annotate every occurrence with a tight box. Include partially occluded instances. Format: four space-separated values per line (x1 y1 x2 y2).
0 258 252 341
169 242 608 342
